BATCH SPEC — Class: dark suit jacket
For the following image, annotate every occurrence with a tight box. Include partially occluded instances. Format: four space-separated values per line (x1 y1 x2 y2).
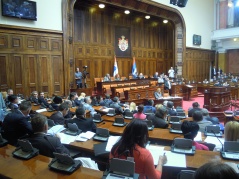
2 110 33 146
51 103 60 111
168 108 177 116
147 115 168 129
164 80 171 90
188 107 201 117
31 97 40 104
67 117 96 133
38 97 49 107
110 102 124 114
50 111 66 125
27 133 70 158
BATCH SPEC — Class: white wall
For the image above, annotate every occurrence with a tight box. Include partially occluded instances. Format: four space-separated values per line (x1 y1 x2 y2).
152 0 214 49
0 0 62 31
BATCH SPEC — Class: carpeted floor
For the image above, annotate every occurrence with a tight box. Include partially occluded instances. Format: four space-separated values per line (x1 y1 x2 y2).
182 96 204 111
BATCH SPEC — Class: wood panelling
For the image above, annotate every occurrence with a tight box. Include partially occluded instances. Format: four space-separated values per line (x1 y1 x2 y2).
183 48 215 82
0 26 63 97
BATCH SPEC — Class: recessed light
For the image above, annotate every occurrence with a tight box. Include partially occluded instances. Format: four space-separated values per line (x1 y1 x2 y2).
234 38 237 41
99 4 105 8
163 19 168 23
124 10 130 14
145 15 150 19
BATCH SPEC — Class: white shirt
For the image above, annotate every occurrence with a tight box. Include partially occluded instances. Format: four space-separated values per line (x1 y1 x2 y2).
168 69 174 78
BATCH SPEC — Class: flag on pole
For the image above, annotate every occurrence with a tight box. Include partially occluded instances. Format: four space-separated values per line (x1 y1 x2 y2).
113 55 118 77
132 56 137 75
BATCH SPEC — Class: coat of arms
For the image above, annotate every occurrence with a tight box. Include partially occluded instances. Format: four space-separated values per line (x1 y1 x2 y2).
118 36 128 51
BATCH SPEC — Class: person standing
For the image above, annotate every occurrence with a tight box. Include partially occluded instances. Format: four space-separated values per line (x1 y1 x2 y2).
75 67 82 88
168 67 175 78
211 66 217 79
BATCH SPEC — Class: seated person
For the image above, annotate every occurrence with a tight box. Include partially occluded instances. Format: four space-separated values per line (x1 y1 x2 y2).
114 74 121 81
94 95 105 106
27 114 70 158
224 121 239 141
153 72 159 78
143 99 156 113
7 95 19 111
4 89 13 107
2 101 33 146
67 107 96 133
110 119 167 179
194 162 239 179
30 91 40 104
148 104 168 129
154 88 162 99
63 100 75 118
214 80 221 86
69 92 81 107
78 92 86 102
167 101 177 116
133 104 146 120
102 94 112 107
138 73 145 79
192 111 212 132
203 79 209 84
50 103 70 125
181 120 209 151
201 108 219 124
132 72 138 79
188 102 201 117
109 97 124 114
103 73 111 82
158 75 164 84
128 102 137 114
51 96 63 111
83 96 96 117
38 92 50 108
223 81 229 86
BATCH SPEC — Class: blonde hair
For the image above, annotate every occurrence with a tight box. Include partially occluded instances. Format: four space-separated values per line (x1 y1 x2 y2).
129 102 136 112
157 88 161 93
225 121 239 141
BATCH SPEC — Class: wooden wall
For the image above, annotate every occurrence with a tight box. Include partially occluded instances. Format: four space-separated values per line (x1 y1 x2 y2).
183 48 215 82
73 8 174 88
0 26 64 97
227 49 239 74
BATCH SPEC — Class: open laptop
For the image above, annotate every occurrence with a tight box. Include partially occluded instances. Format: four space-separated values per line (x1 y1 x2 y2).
93 113 103 123
124 111 133 119
107 109 116 116
169 116 180 124
65 123 82 136
93 128 109 142
145 120 154 131
170 123 183 134
113 117 127 127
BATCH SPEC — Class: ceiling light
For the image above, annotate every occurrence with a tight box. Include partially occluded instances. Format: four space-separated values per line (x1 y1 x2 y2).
236 0 239 6
145 15 150 19
163 19 168 23
124 10 130 14
234 38 237 41
228 1 233 7
99 4 105 8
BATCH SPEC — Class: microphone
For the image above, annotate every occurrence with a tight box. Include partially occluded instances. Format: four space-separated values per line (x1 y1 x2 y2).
211 130 224 151
44 135 57 153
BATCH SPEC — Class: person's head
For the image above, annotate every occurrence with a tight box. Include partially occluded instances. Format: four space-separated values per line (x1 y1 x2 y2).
181 121 199 140
167 101 174 109
96 95 103 102
19 101 32 115
76 67 79 72
146 99 154 106
201 108 209 117
8 95 18 104
69 92 77 100
155 104 168 119
157 88 161 93
32 91 38 98
80 92 86 98
129 102 136 111
106 74 110 78
115 74 120 78
39 92 45 98
84 96 92 104
139 73 143 76
53 96 62 104
192 111 203 122
111 119 149 156
137 104 144 113
76 107 85 118
224 121 239 141
7 89 13 95
31 114 48 133
58 103 69 116
155 72 158 76
63 100 72 108
105 94 110 99
192 102 199 108
112 97 119 103
194 162 239 179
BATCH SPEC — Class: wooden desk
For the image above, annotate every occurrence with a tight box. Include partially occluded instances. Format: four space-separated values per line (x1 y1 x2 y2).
171 84 197 100
0 145 103 179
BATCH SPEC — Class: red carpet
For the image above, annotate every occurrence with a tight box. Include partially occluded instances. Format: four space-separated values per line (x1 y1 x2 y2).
182 96 204 111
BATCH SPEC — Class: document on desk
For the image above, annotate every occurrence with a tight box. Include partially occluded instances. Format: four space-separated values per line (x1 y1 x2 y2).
105 136 121 152
57 133 78 144
204 136 224 151
47 125 65 136
76 131 95 142
194 132 202 142
146 145 164 165
36 108 47 113
101 108 114 113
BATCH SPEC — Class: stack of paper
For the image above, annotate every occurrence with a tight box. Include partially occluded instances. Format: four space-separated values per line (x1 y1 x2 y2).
57 132 78 144
76 131 95 142
146 145 164 165
75 157 99 170
204 136 224 151
36 108 47 113
194 132 202 142
47 125 65 136
105 136 121 152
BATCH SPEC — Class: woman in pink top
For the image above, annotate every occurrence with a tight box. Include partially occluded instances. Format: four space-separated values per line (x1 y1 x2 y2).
110 119 167 179
133 104 146 120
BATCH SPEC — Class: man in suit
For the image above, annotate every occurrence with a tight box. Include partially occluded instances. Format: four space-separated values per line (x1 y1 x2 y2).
7 95 19 111
27 114 70 158
164 76 172 96
83 96 96 117
2 101 33 146
143 99 156 113
75 67 82 88
188 102 201 117
38 92 49 108
69 92 81 107
67 107 96 133
30 91 40 104
192 111 212 132
153 72 159 78
50 103 70 125
167 101 177 116
109 97 124 114
211 66 217 79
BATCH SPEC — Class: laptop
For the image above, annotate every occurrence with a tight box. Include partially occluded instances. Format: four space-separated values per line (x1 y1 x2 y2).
65 123 82 136
113 117 127 127
145 120 154 131
170 123 183 134
93 113 103 123
107 109 116 116
169 116 180 124
204 125 222 137
124 111 133 119
93 128 109 142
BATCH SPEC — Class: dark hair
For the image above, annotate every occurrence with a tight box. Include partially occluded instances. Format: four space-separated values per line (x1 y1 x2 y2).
19 101 32 112
31 114 47 132
76 107 85 117
58 103 69 112
155 106 167 118
105 94 110 99
192 102 199 108
146 99 154 106
53 96 63 104
112 97 119 102
181 120 199 140
111 119 149 157
193 111 203 122
8 95 18 103
194 162 239 179
69 92 77 100
138 104 144 113
167 101 174 108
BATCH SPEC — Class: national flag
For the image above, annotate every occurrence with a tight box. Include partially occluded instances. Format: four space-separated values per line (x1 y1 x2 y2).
132 56 137 75
113 55 118 77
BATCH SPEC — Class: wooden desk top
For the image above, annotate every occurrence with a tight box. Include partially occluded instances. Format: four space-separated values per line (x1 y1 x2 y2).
0 145 103 179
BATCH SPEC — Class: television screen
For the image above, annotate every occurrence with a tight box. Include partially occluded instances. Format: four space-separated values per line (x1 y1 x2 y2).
1 0 37 21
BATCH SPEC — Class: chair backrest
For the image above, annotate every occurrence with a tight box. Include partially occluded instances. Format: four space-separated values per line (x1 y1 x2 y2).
170 116 180 123
47 119 55 128
68 123 79 132
115 117 124 124
177 170 195 179
93 113 102 120
96 128 109 137
124 111 133 118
